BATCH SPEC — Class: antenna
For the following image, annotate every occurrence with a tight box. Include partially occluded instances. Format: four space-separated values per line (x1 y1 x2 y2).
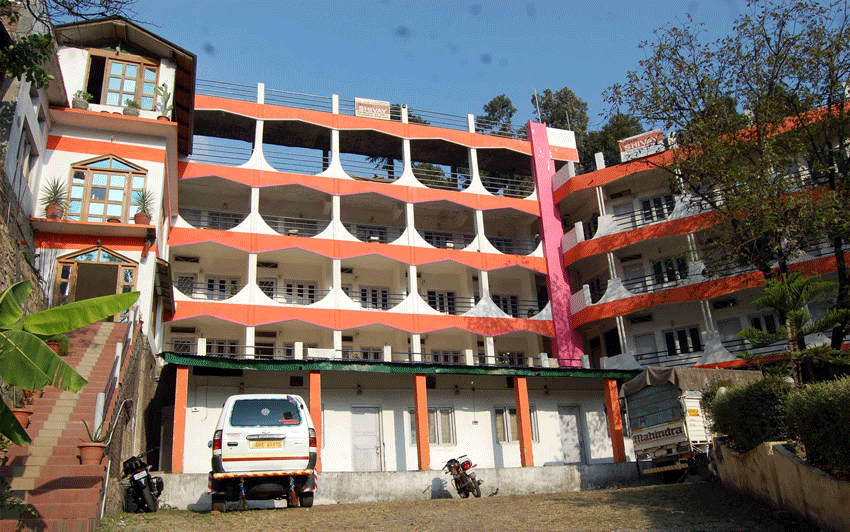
533 89 542 123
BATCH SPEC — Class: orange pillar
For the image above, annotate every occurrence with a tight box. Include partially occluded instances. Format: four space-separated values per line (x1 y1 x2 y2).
413 374 430 470
514 376 534 467
171 365 189 473
308 370 322 471
604 378 626 463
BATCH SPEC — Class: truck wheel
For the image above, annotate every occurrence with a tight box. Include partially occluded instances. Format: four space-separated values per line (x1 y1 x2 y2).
298 494 314 508
211 493 226 513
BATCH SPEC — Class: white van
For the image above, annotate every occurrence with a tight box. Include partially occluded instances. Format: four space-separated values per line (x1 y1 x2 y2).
209 394 317 510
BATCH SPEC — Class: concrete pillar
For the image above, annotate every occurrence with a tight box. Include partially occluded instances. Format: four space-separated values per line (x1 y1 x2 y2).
485 336 495 365
474 209 486 252
411 333 422 362
604 379 626 463
333 330 342 359
596 186 607 216
308 370 322 471
514 376 534 467
413 374 430 470
294 341 304 360
244 326 255 358
607 252 618 279
171 365 189 473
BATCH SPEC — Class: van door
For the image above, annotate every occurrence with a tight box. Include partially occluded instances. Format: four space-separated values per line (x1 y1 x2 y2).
222 397 310 472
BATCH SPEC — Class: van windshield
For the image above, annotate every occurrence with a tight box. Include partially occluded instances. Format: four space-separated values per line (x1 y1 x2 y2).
229 398 302 427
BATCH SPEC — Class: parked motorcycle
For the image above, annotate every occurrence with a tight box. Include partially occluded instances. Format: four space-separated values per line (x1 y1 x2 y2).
122 449 164 512
443 455 482 498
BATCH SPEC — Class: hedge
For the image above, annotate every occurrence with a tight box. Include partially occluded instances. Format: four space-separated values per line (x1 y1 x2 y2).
712 375 792 453
786 376 850 478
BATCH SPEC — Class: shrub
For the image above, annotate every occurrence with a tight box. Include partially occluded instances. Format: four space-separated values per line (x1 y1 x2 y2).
712 375 792 452
786 376 850 478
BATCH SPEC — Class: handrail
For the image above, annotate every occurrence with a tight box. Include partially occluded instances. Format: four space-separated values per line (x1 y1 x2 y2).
260 286 330 305
340 155 403 181
420 294 476 314
634 349 703 367
419 229 475 249
263 146 329 175
180 208 248 230
622 270 689 295
342 221 405 243
479 173 535 198
492 297 546 317
175 281 245 300
488 235 539 255
261 214 329 237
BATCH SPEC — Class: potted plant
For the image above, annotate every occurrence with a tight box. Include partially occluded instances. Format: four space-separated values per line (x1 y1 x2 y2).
10 390 33 429
123 98 141 117
39 177 68 219
154 83 174 120
72 90 93 110
132 188 154 224
45 333 70 356
78 420 108 465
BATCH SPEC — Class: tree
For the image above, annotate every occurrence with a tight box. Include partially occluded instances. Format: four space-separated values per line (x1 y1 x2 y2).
0 281 139 445
476 94 517 137
1 0 136 89
532 86 590 161
584 113 644 170
606 0 850 349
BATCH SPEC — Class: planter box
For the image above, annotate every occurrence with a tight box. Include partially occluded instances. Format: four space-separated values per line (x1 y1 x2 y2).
715 440 850 532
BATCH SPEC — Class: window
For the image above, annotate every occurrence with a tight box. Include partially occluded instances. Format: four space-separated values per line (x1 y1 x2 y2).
53 247 137 310
640 193 675 223
494 406 538 443
360 286 390 310
428 350 461 364
493 294 519 317
409 407 454 445
652 256 688 286
170 338 194 354
175 275 196 297
205 277 240 300
208 339 238 356
258 278 276 299
86 50 159 110
67 156 147 223
427 290 456 314
281 280 317 305
497 351 524 365
749 313 778 335
664 326 703 357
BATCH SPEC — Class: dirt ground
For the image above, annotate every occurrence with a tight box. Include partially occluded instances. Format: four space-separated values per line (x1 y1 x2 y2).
97 482 820 532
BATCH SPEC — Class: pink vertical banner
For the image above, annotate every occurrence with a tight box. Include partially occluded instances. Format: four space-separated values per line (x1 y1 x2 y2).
527 121 583 367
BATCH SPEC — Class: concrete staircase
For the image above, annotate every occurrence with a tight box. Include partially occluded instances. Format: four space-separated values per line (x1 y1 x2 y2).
1 321 129 532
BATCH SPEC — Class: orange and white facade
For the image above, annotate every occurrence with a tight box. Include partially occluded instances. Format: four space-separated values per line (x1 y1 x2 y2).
20 18 645 478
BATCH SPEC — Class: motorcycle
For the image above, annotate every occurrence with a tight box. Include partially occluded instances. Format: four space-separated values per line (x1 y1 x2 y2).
122 449 164 513
443 455 482 498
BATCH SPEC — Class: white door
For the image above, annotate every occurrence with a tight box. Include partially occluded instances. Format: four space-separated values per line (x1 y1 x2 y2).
352 406 382 471
557 405 585 464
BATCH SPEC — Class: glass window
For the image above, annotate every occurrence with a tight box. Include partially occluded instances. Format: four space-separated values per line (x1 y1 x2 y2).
230 398 302 427
104 59 158 110
495 406 538 443
67 156 146 223
409 407 454 445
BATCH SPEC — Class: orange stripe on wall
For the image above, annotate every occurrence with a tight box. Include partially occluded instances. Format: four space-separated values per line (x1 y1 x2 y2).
47 136 166 164
35 233 146 251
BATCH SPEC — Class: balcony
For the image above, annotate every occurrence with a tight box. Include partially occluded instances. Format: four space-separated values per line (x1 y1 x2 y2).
263 214 329 237
175 280 244 301
489 235 539 255
259 285 330 305
343 221 405 244
420 229 475 250
421 293 476 315
179 208 247 230
350 290 407 310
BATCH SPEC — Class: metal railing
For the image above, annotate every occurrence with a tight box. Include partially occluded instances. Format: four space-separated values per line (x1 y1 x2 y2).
263 146 330 175
175 281 245 300
351 292 407 310
180 208 247 230
407 107 469 132
188 137 252 167
589 283 607 304
260 287 330 305
473 117 526 139
261 214 329 237
721 338 786 356
493 298 547 318
622 270 689 295
264 87 333 112
340 155 403 181
163 341 196 355
196 79 257 102
634 349 703 367
420 229 475 249
480 174 535 198
413 166 472 191
611 206 675 232
489 235 539 255
342 221 405 243
420 294 476 314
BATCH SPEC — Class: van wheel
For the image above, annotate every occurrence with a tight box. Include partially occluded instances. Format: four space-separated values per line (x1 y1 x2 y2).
298 494 314 508
211 494 226 513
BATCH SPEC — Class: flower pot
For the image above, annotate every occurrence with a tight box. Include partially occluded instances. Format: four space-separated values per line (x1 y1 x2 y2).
11 408 33 429
45 204 64 220
134 212 152 224
107 217 122 223
71 98 89 110
123 107 140 117
78 442 107 465
157 115 170 121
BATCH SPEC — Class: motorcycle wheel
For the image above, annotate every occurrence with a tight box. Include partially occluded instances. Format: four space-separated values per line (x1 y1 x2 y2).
211 493 226 513
298 493 314 508
472 484 482 498
140 485 158 513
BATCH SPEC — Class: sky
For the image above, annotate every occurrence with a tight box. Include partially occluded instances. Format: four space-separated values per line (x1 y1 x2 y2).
128 1 745 131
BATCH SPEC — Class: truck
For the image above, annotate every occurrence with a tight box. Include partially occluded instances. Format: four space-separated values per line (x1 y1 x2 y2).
620 367 761 477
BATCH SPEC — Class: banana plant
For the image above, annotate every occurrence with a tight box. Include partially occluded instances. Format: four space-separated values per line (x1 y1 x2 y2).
0 281 139 445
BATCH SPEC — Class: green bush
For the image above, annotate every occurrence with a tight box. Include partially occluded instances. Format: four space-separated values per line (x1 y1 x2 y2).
786 376 850 478
712 375 792 452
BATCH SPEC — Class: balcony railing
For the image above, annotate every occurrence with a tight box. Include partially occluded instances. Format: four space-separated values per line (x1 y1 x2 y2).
420 229 475 250
721 338 787 356
489 235 539 255
493 298 547 318
261 214 329 237
634 349 703 367
341 155 403 181
342 221 405 243
263 146 329 175
622 269 689 295
260 286 330 305
180 208 247 230
176 281 245 300
413 165 472 191
188 137 252 167
351 292 407 310
480 174 535 199
421 294 476 315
